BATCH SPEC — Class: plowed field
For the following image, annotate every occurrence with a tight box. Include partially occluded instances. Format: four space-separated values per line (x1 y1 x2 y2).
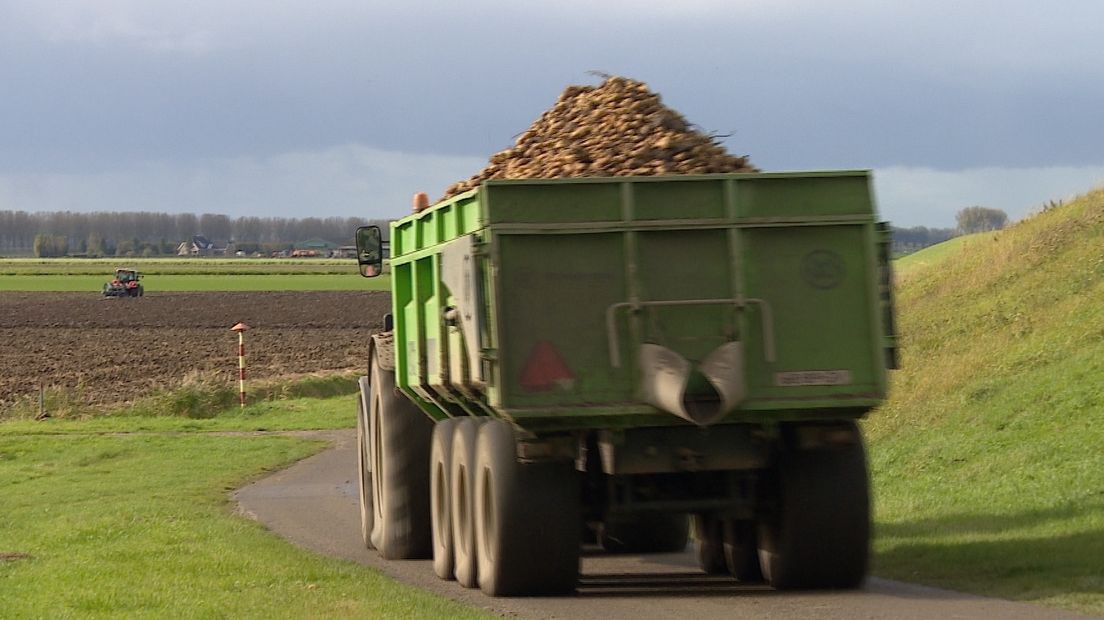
0 291 390 410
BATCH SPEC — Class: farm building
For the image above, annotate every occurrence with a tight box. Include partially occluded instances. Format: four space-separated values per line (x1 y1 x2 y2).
176 235 230 256
294 239 338 253
330 242 389 259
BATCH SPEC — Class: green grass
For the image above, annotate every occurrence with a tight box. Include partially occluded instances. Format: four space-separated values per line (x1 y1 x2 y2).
0 273 390 291
0 257 359 274
868 190 1104 613
0 394 361 436
0 258 391 291
0 397 490 619
894 234 982 276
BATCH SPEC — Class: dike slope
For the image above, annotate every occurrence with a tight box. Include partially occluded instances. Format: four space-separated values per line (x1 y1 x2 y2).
868 190 1104 614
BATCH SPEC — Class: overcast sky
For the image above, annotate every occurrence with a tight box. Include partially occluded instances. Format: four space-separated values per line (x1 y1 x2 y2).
1 0 1102 227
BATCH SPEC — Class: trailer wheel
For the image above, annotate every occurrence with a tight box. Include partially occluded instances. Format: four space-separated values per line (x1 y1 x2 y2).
450 417 483 588
600 513 689 554
722 519 762 582
431 418 459 580
355 379 375 549
757 422 870 589
367 350 434 560
693 515 726 574
475 419 580 596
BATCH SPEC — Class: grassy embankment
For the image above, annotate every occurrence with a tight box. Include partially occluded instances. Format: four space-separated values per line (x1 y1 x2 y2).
867 192 1104 613
894 232 981 275
0 258 390 291
0 394 490 619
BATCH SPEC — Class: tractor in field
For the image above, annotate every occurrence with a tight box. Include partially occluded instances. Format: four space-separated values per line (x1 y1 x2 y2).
102 268 144 297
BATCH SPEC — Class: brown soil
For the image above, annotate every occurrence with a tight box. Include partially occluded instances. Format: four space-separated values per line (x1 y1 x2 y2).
0 291 391 410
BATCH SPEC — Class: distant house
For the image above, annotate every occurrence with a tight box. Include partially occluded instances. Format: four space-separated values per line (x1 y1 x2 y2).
177 235 229 256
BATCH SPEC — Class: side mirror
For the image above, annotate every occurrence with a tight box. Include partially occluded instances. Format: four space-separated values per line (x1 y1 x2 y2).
356 225 384 278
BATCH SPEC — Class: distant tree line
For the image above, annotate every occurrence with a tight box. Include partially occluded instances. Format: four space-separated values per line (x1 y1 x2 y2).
0 206 1011 257
0 211 388 256
891 206 1009 255
891 225 957 255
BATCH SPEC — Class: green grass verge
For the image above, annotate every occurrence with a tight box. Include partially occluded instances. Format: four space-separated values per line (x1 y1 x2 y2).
868 190 1104 613
2 372 362 424
0 393 360 436
894 233 981 277
0 397 490 619
0 257 360 275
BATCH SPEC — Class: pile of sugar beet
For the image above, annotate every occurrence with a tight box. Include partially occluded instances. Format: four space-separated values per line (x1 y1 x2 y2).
441 76 756 200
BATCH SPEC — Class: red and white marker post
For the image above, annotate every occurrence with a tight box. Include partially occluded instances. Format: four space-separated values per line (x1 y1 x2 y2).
230 322 250 408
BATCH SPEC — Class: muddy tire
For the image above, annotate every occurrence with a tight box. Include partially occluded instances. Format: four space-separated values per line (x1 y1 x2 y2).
600 513 689 554
757 422 870 589
356 377 375 549
450 418 483 588
475 419 580 596
367 349 434 560
693 515 726 574
431 418 459 580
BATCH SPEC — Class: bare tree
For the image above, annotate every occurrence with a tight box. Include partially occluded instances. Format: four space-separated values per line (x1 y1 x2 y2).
956 206 1008 234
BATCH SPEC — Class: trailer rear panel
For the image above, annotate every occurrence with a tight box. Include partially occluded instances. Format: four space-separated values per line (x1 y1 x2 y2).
388 172 894 431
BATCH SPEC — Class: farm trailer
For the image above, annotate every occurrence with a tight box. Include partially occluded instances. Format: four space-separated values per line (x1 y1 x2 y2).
353 171 898 596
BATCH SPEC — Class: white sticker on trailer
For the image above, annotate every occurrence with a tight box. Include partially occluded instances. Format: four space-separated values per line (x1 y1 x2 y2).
774 370 853 387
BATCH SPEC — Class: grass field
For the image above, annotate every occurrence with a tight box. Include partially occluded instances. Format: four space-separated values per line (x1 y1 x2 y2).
866 189 1104 613
0 395 491 619
0 258 390 291
0 274 390 291
894 233 982 276
0 257 359 274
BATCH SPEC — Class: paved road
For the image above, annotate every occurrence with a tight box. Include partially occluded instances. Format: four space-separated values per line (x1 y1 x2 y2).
234 430 1092 619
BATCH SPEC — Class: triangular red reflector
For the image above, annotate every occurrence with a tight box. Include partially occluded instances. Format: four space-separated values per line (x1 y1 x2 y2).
520 340 575 392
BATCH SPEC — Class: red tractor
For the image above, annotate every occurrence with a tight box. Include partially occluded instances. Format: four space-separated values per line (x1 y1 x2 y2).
102 268 144 297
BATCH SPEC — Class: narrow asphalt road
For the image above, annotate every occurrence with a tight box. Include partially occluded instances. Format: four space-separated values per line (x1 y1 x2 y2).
234 430 1093 619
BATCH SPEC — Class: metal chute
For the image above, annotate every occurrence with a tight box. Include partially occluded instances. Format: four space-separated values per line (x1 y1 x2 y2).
639 341 746 426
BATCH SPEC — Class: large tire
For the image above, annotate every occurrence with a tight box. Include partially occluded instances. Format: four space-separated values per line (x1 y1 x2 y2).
723 519 762 582
355 378 375 549
600 512 689 554
367 349 434 560
431 418 459 580
693 514 726 574
475 419 580 596
757 422 870 589
450 418 483 588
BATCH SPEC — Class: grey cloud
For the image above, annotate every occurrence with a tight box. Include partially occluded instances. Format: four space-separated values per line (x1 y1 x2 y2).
0 145 485 219
1 1 1103 225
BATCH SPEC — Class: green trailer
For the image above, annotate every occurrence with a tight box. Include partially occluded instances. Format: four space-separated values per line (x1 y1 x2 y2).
354 171 898 596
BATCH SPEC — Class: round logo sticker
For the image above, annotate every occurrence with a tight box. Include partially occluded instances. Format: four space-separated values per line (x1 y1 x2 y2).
801 250 845 289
